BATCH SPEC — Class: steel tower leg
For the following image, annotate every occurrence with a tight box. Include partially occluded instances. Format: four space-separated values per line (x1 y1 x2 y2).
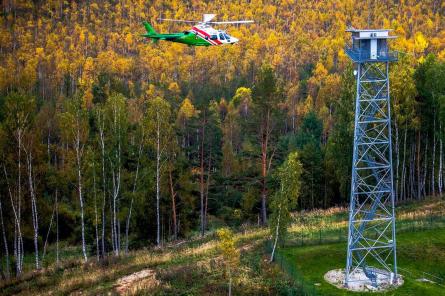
345 61 397 287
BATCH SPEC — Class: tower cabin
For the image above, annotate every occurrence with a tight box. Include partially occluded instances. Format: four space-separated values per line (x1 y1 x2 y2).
345 28 397 63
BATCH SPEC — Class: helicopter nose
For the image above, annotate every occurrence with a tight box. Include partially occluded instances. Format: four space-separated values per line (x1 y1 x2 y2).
230 37 239 43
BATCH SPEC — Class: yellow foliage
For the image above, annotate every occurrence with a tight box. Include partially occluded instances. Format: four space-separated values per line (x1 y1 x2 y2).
125 33 133 47
178 98 198 120
414 32 428 56
36 47 44 57
0 0 442 121
216 228 239 269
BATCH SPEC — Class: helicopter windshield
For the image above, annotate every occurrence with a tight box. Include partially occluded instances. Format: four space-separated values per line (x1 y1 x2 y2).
224 33 230 40
219 33 225 40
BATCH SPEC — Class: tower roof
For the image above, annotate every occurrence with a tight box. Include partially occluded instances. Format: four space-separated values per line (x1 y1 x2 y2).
346 28 397 39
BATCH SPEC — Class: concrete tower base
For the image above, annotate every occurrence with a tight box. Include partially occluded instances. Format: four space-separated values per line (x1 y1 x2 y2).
324 268 403 292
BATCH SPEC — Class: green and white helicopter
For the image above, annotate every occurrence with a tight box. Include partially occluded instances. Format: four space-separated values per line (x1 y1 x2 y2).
141 14 254 46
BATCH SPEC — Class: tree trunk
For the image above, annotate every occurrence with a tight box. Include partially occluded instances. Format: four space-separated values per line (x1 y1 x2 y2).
394 120 399 201
8 129 25 276
228 273 232 296
204 149 212 231
439 122 443 195
401 126 407 201
270 203 282 263
99 114 106 258
26 151 40 270
0 191 10 279
168 168 177 240
156 111 161 247
423 135 428 198
200 114 206 237
260 110 271 225
410 143 415 199
75 120 87 263
125 132 143 254
17 130 23 274
93 166 99 261
56 189 59 265
42 203 55 262
417 130 421 200
432 117 436 196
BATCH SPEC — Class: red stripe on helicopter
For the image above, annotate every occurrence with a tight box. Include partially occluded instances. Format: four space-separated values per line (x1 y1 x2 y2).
192 27 222 45
196 33 216 45
191 27 217 45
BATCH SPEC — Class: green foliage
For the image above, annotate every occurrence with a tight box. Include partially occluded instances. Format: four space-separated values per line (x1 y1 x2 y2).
325 66 355 203
290 112 324 209
2 90 36 134
270 152 303 243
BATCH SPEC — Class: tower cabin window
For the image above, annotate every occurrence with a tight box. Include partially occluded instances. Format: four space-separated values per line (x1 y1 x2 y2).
378 39 388 57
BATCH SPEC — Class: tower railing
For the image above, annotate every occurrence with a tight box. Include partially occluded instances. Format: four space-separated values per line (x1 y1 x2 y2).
345 46 398 63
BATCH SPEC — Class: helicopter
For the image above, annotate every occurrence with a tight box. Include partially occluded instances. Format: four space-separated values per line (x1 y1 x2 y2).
141 14 254 46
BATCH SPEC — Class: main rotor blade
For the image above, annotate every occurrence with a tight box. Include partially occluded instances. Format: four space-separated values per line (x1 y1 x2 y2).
158 18 198 23
207 20 254 24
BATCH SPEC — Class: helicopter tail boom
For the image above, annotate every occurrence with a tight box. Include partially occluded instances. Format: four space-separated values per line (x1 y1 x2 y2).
143 21 157 35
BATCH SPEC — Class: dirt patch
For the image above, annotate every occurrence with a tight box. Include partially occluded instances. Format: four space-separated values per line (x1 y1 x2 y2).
324 268 403 292
115 269 160 295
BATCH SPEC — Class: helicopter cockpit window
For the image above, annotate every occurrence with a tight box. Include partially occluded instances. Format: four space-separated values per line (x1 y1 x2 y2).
219 33 225 40
224 34 230 40
210 35 218 40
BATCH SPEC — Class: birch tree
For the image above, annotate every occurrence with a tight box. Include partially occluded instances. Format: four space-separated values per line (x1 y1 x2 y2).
145 96 173 247
269 151 302 262
105 93 128 255
95 106 107 258
3 91 35 275
58 93 89 262
24 143 40 269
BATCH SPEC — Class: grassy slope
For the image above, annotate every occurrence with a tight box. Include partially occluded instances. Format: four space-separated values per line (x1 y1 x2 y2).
281 229 445 296
279 197 445 296
1 197 444 295
1 229 301 295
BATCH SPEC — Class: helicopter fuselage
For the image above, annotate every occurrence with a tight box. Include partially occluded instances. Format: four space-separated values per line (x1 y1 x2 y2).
141 22 239 46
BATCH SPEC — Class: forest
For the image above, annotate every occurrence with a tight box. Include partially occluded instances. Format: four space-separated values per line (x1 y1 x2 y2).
0 0 445 281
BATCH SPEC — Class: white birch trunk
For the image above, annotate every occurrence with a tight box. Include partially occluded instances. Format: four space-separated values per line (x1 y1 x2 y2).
439 122 443 195
394 120 399 201
423 136 428 197
110 103 122 256
17 130 23 274
75 116 87 263
269 203 282 263
432 118 436 196
125 131 143 254
0 192 10 279
42 203 55 262
156 111 161 247
56 189 59 265
26 150 40 269
98 112 106 258
4 163 23 276
93 166 99 261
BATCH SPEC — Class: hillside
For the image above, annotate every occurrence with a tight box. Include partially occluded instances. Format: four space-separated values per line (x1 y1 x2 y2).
1 0 445 290
1 197 443 295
